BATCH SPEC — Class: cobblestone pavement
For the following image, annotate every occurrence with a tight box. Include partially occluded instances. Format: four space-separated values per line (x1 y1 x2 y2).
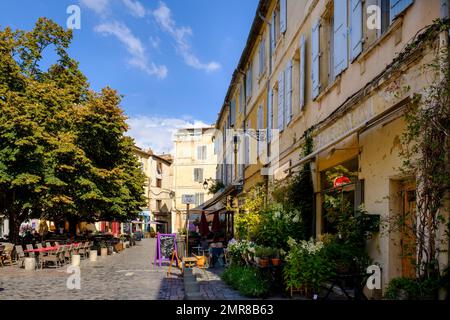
0 238 183 300
193 267 250 300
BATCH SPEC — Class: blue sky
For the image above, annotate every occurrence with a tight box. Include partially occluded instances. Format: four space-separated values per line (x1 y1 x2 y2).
0 0 258 153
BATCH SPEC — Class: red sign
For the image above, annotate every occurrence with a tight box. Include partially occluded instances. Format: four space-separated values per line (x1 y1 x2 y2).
333 176 351 188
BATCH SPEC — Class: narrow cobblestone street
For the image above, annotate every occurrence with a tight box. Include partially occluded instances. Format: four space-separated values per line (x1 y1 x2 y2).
0 239 184 300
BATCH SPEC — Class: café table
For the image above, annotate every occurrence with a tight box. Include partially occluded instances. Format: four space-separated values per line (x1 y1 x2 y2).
23 246 59 270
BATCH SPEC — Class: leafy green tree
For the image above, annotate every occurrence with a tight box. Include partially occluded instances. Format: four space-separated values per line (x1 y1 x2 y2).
0 18 146 242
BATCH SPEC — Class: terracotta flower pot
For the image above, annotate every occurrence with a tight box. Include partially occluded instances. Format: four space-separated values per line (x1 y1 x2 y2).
259 258 269 267
271 258 281 266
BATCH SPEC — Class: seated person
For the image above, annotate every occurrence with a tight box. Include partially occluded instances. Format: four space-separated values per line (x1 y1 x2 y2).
200 237 209 250
209 237 225 267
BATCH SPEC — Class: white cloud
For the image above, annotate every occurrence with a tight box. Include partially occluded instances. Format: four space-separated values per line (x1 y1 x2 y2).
94 21 167 78
122 0 146 18
152 2 221 73
149 36 161 50
79 0 109 16
126 115 211 154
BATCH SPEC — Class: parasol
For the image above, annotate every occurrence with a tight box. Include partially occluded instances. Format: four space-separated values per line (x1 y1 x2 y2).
211 212 221 233
199 212 209 237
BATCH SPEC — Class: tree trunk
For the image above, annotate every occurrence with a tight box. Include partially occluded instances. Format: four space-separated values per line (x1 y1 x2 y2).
8 211 21 244
68 216 78 239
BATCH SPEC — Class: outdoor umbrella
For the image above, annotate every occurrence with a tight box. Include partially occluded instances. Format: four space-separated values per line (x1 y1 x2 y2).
199 212 209 237
211 212 221 233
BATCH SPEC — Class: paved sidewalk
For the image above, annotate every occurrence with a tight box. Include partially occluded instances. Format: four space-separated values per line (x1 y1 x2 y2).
192 267 250 300
0 238 183 300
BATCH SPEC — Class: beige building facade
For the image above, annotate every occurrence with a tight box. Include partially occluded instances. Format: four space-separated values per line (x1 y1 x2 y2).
134 147 174 233
212 0 449 292
172 127 217 233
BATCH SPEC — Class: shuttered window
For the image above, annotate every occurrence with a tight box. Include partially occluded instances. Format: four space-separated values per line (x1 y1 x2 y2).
239 82 245 113
245 120 251 166
195 193 204 206
277 71 285 131
259 37 266 76
193 168 203 183
280 0 287 34
299 35 306 109
257 105 264 156
390 0 413 22
349 0 363 61
285 60 293 126
270 11 276 54
197 145 207 160
230 99 236 126
333 0 348 78
267 88 273 142
246 64 252 100
311 20 320 99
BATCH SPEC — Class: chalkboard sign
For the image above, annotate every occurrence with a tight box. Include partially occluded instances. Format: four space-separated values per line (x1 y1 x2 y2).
154 233 177 266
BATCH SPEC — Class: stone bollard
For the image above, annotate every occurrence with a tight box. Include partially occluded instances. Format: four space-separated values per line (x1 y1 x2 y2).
89 250 97 262
24 257 36 270
72 254 81 266
100 247 108 257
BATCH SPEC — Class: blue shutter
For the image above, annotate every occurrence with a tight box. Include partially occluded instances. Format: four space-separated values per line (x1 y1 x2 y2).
280 0 287 34
230 99 236 126
270 11 276 54
350 0 363 61
267 88 273 142
277 71 285 131
246 65 252 99
311 20 320 99
390 0 413 22
299 35 306 109
245 120 250 166
285 60 292 125
333 0 348 77
259 38 266 76
239 82 244 113
257 105 263 156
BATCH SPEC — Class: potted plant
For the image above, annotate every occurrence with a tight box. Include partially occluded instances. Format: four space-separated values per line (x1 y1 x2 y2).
255 247 270 267
270 248 281 266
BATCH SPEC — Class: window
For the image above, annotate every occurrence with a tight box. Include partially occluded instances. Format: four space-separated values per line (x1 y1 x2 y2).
195 193 204 206
299 35 306 109
156 200 162 211
245 120 251 166
156 178 162 188
257 105 264 157
277 71 285 131
389 0 413 23
246 64 253 101
311 20 321 99
258 36 266 76
270 1 284 52
157 162 162 174
239 82 245 113
270 7 278 54
312 0 366 98
285 60 293 125
364 0 411 48
280 0 287 34
267 87 273 143
193 168 203 183
229 99 236 127
197 145 207 160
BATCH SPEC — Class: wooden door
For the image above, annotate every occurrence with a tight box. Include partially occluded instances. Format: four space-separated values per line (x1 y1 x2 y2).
401 184 417 278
